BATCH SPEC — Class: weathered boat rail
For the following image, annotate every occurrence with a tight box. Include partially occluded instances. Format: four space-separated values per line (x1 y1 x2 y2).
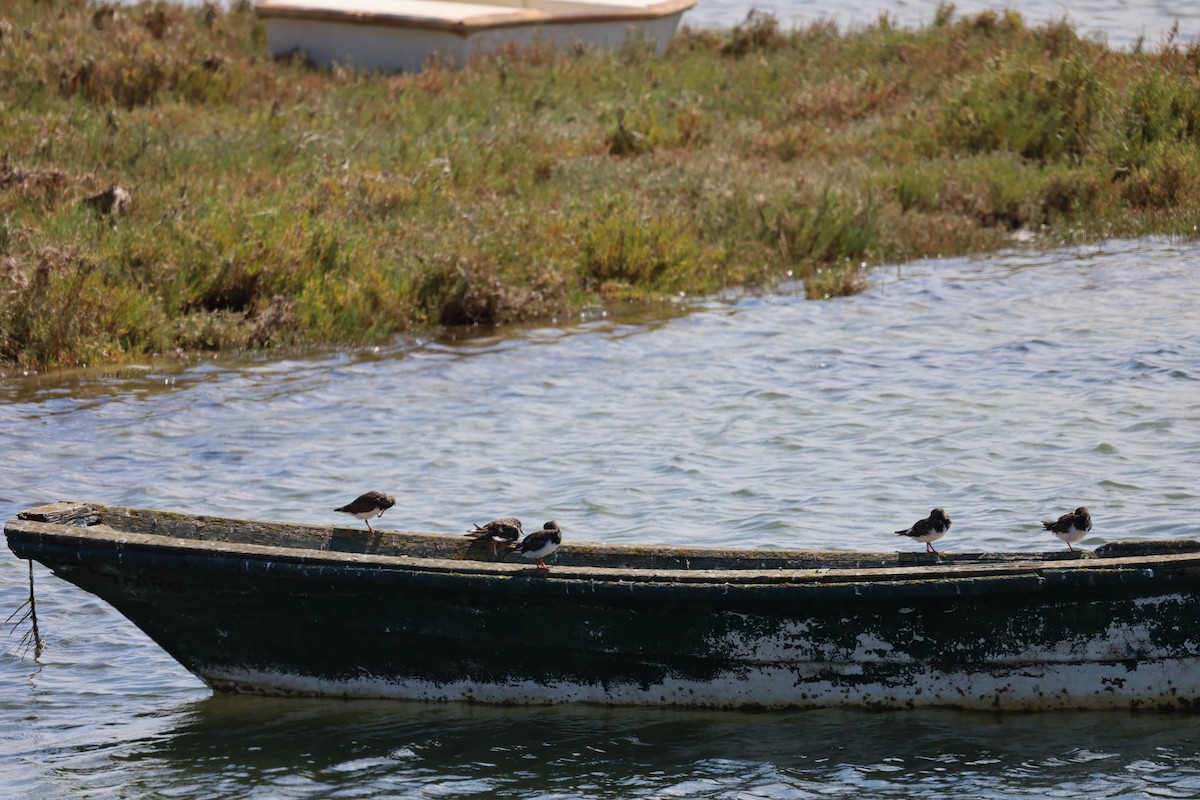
14 500 1163 574
10 502 1200 600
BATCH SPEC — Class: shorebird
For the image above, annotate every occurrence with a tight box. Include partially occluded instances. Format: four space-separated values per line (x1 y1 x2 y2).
895 508 952 553
508 520 563 570
334 491 395 532
1042 506 1092 551
466 517 523 543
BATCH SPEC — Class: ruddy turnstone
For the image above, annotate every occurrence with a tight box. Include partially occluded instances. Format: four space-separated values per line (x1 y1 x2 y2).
895 508 951 553
1041 506 1091 551
466 517 524 543
507 520 562 570
334 491 395 532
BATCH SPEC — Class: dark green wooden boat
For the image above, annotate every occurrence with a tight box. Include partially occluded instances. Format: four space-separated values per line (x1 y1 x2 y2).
7 501 1200 710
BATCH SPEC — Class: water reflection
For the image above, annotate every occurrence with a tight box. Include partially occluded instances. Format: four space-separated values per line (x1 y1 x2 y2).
34 695 1200 798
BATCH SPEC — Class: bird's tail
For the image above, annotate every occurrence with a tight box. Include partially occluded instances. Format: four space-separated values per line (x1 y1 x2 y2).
1040 521 1055 530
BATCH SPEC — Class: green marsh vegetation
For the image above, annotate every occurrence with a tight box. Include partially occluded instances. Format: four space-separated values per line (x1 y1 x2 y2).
2 0 1200 370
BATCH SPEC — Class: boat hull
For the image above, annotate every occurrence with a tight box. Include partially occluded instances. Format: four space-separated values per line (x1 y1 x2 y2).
8 503 1200 710
262 15 688 71
255 0 696 72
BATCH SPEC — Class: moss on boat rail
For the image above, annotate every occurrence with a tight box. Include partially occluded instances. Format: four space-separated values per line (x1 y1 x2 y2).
2 0 1200 370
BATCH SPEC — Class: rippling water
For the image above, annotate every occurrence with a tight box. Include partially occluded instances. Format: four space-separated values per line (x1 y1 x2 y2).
684 0 1199 49
3 238 1200 797
175 0 1200 47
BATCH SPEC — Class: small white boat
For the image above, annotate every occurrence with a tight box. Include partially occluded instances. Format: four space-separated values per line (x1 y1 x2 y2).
255 0 697 72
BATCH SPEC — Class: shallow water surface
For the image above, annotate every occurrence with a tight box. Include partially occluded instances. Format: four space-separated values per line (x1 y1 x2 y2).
685 0 1200 50
2 238 1200 797
14 697 1200 798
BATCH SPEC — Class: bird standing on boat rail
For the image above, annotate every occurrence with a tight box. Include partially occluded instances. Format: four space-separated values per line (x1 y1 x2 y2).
1042 506 1092 551
466 517 523 543
334 491 395 532
507 521 563 570
895 508 951 553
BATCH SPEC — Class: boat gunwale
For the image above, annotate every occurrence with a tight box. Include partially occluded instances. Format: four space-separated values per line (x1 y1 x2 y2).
7 503 1200 588
253 0 697 35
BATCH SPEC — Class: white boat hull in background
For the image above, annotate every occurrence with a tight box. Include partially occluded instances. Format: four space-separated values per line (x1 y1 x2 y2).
256 0 696 71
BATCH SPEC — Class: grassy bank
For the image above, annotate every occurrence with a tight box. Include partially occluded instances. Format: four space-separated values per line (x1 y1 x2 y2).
1 0 1199 370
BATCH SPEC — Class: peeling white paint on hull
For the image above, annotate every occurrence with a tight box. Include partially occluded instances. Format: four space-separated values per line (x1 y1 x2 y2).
201 658 1200 711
